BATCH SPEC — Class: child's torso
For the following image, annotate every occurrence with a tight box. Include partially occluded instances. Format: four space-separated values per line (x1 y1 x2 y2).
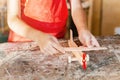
8 0 68 42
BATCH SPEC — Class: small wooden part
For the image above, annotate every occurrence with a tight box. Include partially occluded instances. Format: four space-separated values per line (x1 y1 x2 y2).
68 56 78 63
68 55 89 64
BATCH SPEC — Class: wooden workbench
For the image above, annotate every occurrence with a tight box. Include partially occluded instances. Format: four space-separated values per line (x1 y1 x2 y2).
0 35 120 80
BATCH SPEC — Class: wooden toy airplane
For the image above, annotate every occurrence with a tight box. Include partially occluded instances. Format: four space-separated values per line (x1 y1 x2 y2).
66 29 107 70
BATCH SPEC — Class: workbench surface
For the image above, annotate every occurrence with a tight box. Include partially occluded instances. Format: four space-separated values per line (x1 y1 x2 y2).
0 35 120 80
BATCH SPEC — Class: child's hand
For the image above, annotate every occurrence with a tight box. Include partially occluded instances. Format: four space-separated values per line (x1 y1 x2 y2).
78 29 100 47
37 34 65 55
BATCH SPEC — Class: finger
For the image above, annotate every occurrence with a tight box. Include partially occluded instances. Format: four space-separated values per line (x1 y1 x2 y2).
43 49 53 55
47 45 58 55
85 37 93 48
91 36 100 47
86 41 93 48
42 44 56 55
48 49 58 55
41 48 53 55
40 49 45 53
43 44 55 55
49 35 59 44
49 37 65 53
40 46 46 53
51 42 65 53
40 43 53 55
48 36 65 54
78 37 86 47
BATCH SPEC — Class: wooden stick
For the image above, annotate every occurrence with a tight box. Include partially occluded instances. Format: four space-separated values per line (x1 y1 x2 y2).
68 56 78 63
64 47 107 52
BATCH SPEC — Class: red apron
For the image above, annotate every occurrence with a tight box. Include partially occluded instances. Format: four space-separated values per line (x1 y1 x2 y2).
8 0 68 42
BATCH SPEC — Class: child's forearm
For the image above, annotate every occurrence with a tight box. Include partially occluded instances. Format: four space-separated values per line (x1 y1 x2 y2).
7 0 47 42
70 0 88 33
72 7 88 31
7 16 47 41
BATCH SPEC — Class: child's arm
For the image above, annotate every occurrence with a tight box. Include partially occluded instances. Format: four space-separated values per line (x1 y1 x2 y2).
69 0 100 47
7 0 65 54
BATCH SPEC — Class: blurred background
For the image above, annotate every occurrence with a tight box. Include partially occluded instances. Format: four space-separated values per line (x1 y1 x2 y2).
0 0 8 43
0 0 120 42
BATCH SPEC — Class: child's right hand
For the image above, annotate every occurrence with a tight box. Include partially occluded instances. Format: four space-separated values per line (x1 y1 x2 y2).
37 34 65 55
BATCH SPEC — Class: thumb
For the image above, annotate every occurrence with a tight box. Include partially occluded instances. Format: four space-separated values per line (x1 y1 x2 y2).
86 39 93 48
91 37 100 47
